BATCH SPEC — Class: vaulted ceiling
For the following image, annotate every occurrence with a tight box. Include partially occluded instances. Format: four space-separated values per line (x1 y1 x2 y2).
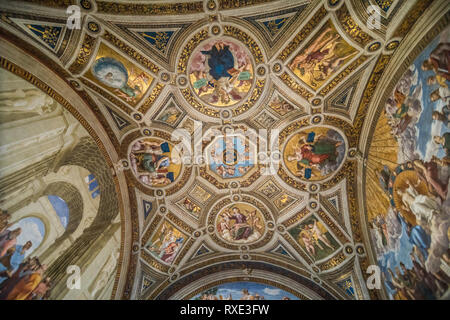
0 0 448 300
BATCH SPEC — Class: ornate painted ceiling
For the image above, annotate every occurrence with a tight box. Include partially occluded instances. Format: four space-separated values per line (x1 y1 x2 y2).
0 0 448 300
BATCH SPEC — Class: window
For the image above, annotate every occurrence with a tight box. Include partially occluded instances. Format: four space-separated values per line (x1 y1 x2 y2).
85 174 100 199
48 195 69 229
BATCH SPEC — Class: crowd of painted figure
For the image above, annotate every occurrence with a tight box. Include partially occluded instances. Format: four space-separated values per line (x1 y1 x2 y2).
372 39 450 300
198 288 291 300
0 210 52 300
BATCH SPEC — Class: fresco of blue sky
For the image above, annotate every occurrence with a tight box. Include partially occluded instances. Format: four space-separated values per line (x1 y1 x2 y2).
10 217 45 256
48 195 69 229
191 282 300 300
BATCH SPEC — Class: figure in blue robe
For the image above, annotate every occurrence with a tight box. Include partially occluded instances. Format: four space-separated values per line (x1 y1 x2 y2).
0 243 30 284
201 43 235 81
398 213 431 260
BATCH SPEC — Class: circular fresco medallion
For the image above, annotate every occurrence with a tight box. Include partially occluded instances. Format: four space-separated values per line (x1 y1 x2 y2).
216 203 265 244
129 138 182 188
283 127 346 181
188 39 254 107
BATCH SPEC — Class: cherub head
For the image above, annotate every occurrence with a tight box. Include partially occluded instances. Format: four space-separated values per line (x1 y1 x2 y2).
433 135 445 145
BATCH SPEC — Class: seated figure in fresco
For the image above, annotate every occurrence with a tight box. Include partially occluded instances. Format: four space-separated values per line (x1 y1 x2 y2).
160 237 183 264
131 141 175 186
158 106 181 125
433 132 450 160
200 41 243 104
153 226 176 256
390 91 423 135
397 179 441 225
414 159 448 200
376 165 393 194
223 207 253 241
287 132 342 179
432 106 450 128
421 42 450 81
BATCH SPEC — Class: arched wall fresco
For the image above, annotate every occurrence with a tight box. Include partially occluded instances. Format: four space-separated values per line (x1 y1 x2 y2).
0 0 448 300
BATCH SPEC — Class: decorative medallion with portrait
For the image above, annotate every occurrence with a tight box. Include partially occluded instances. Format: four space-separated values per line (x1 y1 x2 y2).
188 39 254 107
129 138 182 188
283 127 346 181
216 203 265 244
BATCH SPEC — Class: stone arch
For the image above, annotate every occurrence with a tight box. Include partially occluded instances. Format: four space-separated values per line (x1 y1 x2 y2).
55 137 118 226
155 261 337 300
44 137 120 297
43 182 84 237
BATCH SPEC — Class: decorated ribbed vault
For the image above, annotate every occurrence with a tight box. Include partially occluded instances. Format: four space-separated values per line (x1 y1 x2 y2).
0 0 448 300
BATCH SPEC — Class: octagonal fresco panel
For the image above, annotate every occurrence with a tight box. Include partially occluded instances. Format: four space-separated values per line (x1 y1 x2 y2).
189 39 254 107
129 138 182 187
207 134 255 179
283 127 346 181
216 203 265 244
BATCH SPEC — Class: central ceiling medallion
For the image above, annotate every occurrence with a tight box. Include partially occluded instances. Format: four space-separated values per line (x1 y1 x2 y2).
188 38 254 107
206 133 257 180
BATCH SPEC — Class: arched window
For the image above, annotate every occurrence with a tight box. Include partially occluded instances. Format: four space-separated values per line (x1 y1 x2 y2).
9 217 45 257
47 195 69 229
85 173 100 199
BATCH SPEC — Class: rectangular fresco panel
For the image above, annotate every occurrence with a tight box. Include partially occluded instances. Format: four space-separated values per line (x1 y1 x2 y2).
145 220 186 265
288 215 339 261
289 20 357 90
84 42 153 106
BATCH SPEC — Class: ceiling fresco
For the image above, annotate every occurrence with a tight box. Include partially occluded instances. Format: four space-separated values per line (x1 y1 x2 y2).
0 0 448 300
